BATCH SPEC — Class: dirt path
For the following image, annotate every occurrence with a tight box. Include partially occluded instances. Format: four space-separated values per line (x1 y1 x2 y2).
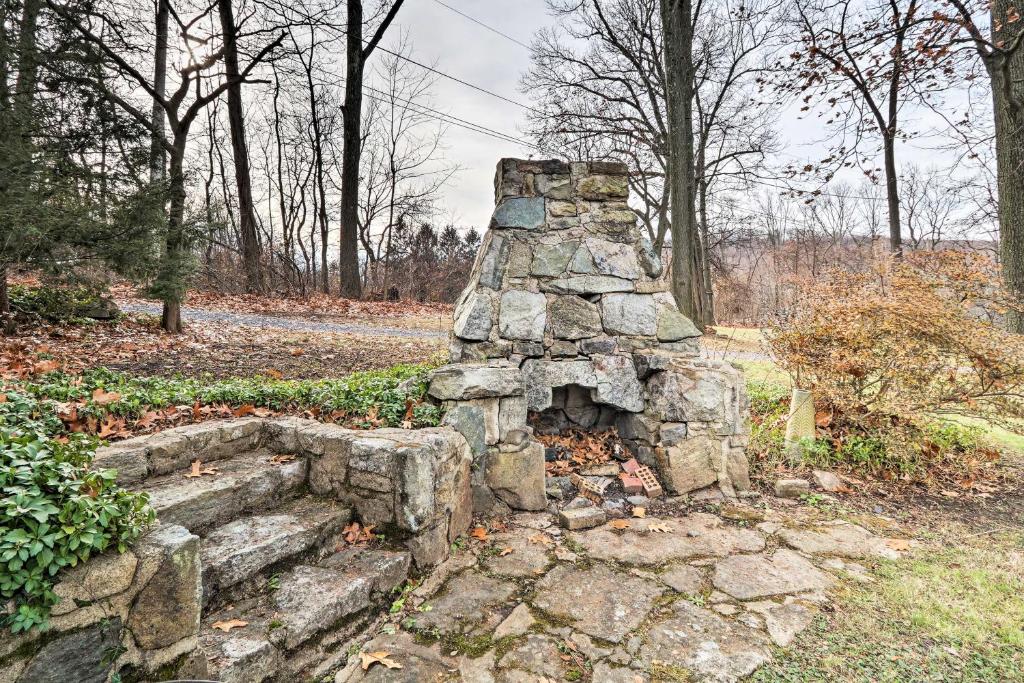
118 302 446 339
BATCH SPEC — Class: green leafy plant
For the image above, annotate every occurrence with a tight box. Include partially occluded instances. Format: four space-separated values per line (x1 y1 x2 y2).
0 424 154 633
21 363 442 430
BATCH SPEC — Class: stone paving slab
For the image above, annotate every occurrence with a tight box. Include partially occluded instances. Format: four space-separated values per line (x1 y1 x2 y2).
569 513 765 566
337 509 907 682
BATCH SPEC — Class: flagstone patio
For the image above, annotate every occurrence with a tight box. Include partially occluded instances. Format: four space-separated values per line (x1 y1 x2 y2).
335 508 909 682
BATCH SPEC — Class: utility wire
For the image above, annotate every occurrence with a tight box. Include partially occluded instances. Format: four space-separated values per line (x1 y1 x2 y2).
431 0 533 50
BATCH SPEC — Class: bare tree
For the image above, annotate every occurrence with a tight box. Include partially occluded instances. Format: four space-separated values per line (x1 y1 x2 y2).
936 0 1024 330
338 0 405 299
784 0 957 255
53 0 283 331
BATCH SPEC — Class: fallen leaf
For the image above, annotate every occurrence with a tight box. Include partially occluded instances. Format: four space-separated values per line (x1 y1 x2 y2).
885 538 911 551
212 618 247 632
470 526 490 542
289 347 305 356
185 459 219 478
528 533 554 546
91 388 121 405
609 519 631 530
498 547 514 556
647 522 672 533
33 359 60 374
632 507 646 518
232 404 256 417
269 453 297 464
359 650 403 671
265 368 283 379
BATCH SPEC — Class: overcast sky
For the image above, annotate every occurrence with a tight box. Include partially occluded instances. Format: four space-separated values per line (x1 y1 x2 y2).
379 0 985 233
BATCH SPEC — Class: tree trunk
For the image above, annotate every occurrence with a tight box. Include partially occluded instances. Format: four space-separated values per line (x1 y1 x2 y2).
0 263 8 316
698 179 715 326
218 0 261 293
150 0 168 184
160 134 190 333
338 0 365 300
882 135 902 255
991 0 1024 332
660 0 705 328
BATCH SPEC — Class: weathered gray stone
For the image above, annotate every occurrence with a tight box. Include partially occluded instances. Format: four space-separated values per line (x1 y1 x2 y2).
204 634 281 683
549 295 602 339
18 618 122 683
428 364 523 400
569 241 597 273
712 549 833 600
775 478 810 499
570 514 765 566
536 173 571 199
512 340 544 356
558 506 606 530
645 360 744 423
493 197 545 229
144 451 307 532
497 396 528 441
499 634 571 679
657 308 702 341
812 470 845 492
485 529 552 577
129 525 202 650
539 275 635 294
494 603 536 640
576 173 629 199
531 241 578 276
601 293 657 336
414 571 515 634
522 359 595 411
746 601 817 646
334 633 456 682
200 499 350 597
547 199 577 217
655 438 720 494
498 290 547 341
660 564 704 594
584 238 640 279
272 565 372 649
443 405 487 457
637 236 662 278
592 663 651 683
319 548 412 595
638 601 771 683
51 550 137 616
453 292 493 341
532 564 663 643
478 233 511 289
591 354 644 412
778 521 908 560
486 441 546 511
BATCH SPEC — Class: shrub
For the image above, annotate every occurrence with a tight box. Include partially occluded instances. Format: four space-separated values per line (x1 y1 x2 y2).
0 410 154 634
8 284 116 323
765 252 1024 475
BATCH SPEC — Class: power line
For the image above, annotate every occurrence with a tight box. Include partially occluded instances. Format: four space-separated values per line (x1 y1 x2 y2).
373 43 541 114
363 85 542 152
431 0 533 50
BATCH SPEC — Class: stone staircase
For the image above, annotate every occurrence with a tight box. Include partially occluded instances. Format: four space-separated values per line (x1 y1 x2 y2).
90 417 473 682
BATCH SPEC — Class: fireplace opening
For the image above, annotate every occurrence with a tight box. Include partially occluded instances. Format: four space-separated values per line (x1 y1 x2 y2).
529 384 619 436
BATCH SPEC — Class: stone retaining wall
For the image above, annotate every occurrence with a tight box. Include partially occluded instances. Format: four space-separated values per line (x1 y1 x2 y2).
0 524 203 683
97 417 473 567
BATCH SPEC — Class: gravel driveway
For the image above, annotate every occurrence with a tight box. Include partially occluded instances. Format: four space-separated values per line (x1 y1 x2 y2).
118 302 446 339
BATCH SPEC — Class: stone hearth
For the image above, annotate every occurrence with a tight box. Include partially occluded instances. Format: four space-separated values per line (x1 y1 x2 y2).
428 158 751 511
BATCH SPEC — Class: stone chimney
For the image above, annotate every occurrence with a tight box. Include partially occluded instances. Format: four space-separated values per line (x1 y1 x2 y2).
429 159 750 513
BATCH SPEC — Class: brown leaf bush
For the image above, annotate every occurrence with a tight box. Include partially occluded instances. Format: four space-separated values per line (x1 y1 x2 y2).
766 251 1024 478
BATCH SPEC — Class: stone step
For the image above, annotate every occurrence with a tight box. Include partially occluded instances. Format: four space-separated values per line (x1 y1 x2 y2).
200 497 352 606
140 450 307 534
201 549 411 683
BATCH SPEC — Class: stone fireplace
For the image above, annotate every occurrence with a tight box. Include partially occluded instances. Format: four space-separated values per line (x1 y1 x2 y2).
428 158 750 512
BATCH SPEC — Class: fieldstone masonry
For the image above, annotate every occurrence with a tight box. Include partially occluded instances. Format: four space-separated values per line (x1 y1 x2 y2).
430 158 751 510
